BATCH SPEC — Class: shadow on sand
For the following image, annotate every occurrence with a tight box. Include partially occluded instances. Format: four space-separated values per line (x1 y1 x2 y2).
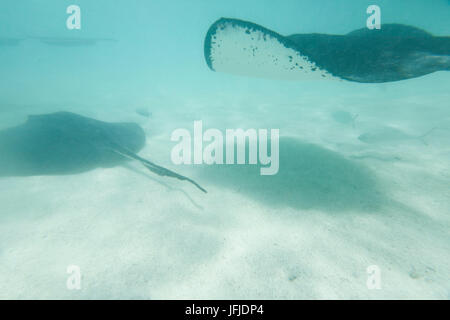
197 137 385 213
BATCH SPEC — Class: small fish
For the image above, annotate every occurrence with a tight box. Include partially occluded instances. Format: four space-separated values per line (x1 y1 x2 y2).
358 126 436 145
350 152 402 162
331 110 358 128
135 108 152 118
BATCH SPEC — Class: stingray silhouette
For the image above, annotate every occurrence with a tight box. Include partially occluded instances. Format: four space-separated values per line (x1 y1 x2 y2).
205 18 450 83
0 112 206 193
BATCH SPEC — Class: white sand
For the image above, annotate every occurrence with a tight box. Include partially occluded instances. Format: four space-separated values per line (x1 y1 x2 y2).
0 71 448 299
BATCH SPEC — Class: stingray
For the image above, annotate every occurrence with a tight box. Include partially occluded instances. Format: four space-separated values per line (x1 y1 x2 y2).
204 18 450 83
358 126 436 145
0 112 206 193
135 108 152 118
0 38 25 46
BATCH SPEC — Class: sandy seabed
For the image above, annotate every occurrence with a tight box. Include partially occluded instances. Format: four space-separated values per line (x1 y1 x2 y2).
0 72 449 299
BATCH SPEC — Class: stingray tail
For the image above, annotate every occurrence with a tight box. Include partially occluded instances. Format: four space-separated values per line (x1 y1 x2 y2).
111 146 207 193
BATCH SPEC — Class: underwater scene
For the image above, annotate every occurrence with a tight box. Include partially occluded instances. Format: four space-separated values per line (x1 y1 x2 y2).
0 0 449 299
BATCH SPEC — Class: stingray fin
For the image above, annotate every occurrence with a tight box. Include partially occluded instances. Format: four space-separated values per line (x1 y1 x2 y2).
204 18 339 81
111 145 207 194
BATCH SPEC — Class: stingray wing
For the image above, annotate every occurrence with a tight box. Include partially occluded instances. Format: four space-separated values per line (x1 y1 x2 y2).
204 18 450 83
204 18 339 81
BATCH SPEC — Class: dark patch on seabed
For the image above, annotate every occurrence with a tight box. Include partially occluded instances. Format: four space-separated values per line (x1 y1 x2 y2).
197 137 384 213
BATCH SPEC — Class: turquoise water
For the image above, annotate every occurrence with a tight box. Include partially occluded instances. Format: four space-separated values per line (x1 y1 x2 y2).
0 0 449 299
